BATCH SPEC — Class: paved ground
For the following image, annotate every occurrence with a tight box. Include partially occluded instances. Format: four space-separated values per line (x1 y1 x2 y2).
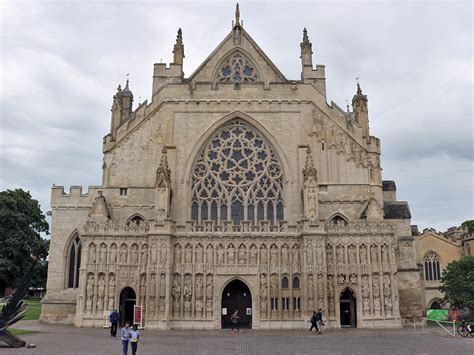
1 320 472 355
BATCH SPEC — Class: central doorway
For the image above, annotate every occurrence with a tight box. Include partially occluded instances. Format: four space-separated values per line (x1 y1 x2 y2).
119 287 136 326
340 288 357 328
221 279 252 329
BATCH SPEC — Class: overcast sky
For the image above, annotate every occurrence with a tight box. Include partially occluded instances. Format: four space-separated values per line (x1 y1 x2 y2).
1 0 472 233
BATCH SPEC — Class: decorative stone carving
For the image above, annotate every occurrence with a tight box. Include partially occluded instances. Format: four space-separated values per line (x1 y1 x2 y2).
292 245 300 267
151 244 158 264
260 245 268 265
185 244 192 264
372 274 381 315
195 274 203 317
260 273 267 313
206 275 213 316
326 245 333 264
217 244 224 265
227 244 235 264
215 52 259 84
88 244 96 265
336 245 344 264
131 245 139 264
238 244 246 264
159 274 166 312
172 274 181 311
174 244 182 265
249 244 258 264
270 274 278 298
327 275 335 316
97 274 105 311
86 273 94 313
140 274 146 307
160 243 167 266
359 244 367 264
206 244 213 265
99 244 107 264
317 274 324 307
302 147 319 221
281 244 289 264
140 244 148 266
370 245 378 264
108 273 115 310
381 244 389 264
195 244 203 264
361 275 370 315
183 274 192 314
307 274 314 308
119 244 127 263
155 147 171 220
270 245 278 265
383 274 392 316
348 245 356 264
109 244 117 264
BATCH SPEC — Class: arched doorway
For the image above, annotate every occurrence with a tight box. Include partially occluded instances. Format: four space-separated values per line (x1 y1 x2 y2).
430 301 442 309
119 287 136 326
221 279 252 329
340 288 357 328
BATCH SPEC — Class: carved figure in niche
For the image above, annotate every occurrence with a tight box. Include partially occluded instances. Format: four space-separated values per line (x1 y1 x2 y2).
317 274 324 305
86 274 94 312
360 245 367 263
292 245 300 266
149 298 156 316
110 244 117 264
270 274 278 298
227 244 235 264
131 245 139 264
270 245 278 265
119 244 128 263
183 275 192 311
383 274 392 314
172 276 181 310
108 274 115 309
316 245 324 268
381 244 389 264
372 274 381 313
260 274 267 312
327 275 335 315
140 275 146 306
326 245 333 264
195 244 203 264
370 245 378 264
149 274 156 297
99 244 107 264
281 245 289 264
361 275 370 314
349 273 357 284
337 273 346 284
206 245 213 265
238 245 246 265
249 245 258 264
260 246 268 264
206 275 213 314
150 244 157 264
88 244 96 264
141 244 148 266
185 245 192 264
308 274 314 299
217 245 224 265
159 243 167 266
97 274 105 311
196 275 203 316
336 245 344 264
174 244 181 264
348 245 356 264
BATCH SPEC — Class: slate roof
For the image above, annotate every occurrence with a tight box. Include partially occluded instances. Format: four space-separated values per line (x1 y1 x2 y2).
382 180 397 191
383 201 411 219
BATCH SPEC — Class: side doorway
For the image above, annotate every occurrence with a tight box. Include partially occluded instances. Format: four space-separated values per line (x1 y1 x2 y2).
119 287 136 326
340 288 357 328
221 279 252 329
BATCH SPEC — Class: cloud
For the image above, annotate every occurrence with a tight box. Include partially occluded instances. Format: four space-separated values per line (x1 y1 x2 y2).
1 0 472 233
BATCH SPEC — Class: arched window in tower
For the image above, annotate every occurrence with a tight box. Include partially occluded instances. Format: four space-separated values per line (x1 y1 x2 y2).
67 234 81 288
282 276 289 289
424 251 441 281
191 120 284 225
292 276 300 289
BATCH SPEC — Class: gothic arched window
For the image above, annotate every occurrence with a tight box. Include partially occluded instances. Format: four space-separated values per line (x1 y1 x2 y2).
292 276 300 289
424 251 441 281
67 234 81 288
282 276 289 289
191 120 284 225
215 52 259 87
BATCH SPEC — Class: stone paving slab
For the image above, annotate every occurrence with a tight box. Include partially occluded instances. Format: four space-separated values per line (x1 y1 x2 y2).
0 321 472 355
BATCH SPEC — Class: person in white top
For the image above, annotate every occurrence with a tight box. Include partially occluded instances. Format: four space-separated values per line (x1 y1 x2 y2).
130 323 140 355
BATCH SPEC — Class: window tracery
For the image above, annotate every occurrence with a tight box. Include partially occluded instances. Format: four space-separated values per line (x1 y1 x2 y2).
424 251 441 281
191 120 284 224
67 234 81 288
215 52 259 86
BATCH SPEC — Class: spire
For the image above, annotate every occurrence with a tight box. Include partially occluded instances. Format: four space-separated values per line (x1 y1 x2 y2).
156 146 171 187
352 81 370 138
302 146 318 182
235 3 241 26
121 77 133 97
173 28 185 65
300 27 313 68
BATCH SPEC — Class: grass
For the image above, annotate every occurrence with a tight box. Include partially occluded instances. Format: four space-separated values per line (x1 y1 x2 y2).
0 298 42 321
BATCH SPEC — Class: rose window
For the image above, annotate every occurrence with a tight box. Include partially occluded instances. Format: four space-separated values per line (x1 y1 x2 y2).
215 52 259 88
191 120 283 224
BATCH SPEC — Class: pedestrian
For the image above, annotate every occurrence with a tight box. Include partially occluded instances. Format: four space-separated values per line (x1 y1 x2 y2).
130 323 140 355
109 309 120 337
316 308 324 334
230 310 240 332
308 311 320 334
120 321 131 355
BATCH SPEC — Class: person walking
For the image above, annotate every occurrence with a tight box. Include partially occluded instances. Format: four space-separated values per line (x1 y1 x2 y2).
109 309 120 337
308 311 320 334
120 321 131 355
315 308 324 334
230 310 240 332
130 324 140 355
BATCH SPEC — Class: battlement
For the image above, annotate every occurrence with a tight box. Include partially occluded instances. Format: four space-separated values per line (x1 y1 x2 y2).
302 64 326 96
152 63 184 97
51 185 102 206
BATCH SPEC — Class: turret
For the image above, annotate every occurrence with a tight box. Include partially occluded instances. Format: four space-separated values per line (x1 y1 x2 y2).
352 83 369 140
300 28 326 96
110 80 134 140
152 29 185 97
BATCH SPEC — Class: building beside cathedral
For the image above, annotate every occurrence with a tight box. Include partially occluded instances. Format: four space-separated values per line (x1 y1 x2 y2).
41 6 425 329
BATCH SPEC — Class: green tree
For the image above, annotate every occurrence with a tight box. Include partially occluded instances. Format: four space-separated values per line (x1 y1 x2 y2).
0 189 50 294
461 220 474 233
439 256 474 309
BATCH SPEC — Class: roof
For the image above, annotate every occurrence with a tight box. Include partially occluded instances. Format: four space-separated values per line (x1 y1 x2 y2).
383 201 411 219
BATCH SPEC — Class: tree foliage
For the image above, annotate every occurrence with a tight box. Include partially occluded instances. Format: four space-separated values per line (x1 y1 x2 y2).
0 189 50 292
461 220 474 233
439 256 474 309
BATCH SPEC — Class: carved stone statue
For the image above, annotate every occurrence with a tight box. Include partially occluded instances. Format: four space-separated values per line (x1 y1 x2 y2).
250 245 258 264
270 246 278 265
383 274 392 314
140 244 148 266
217 245 224 265
372 274 381 313
110 244 117 264
151 244 158 264
149 274 156 297
281 245 289 264
260 273 267 313
86 274 94 313
370 245 378 264
160 243 167 266
99 245 107 264
292 245 300 266
227 245 235 264
196 275 203 316
362 275 370 314
326 246 333 264
327 275 335 316
270 274 278 298
348 245 356 264
206 275 213 314
131 245 139 264
88 244 96 265
172 276 181 310
238 245 246 264
195 244 203 264
108 274 115 310
174 244 181 264
381 245 389 264
183 275 192 312
308 274 314 299
360 245 367 263
206 245 213 264
119 244 127 263
185 245 192 264
97 275 105 311
336 245 344 264
260 246 268 264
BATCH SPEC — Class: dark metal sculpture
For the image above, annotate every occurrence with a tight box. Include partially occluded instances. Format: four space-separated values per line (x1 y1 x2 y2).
0 261 36 348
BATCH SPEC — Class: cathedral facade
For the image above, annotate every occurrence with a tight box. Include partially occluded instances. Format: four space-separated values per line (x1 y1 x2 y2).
41 8 425 329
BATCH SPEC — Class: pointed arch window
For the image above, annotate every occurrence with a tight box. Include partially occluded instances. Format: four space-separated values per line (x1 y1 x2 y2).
215 52 260 89
67 234 81 288
292 276 300 289
424 251 441 281
282 276 289 289
191 120 284 225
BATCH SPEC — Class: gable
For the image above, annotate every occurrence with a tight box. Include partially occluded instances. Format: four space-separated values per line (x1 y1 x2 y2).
188 27 287 88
